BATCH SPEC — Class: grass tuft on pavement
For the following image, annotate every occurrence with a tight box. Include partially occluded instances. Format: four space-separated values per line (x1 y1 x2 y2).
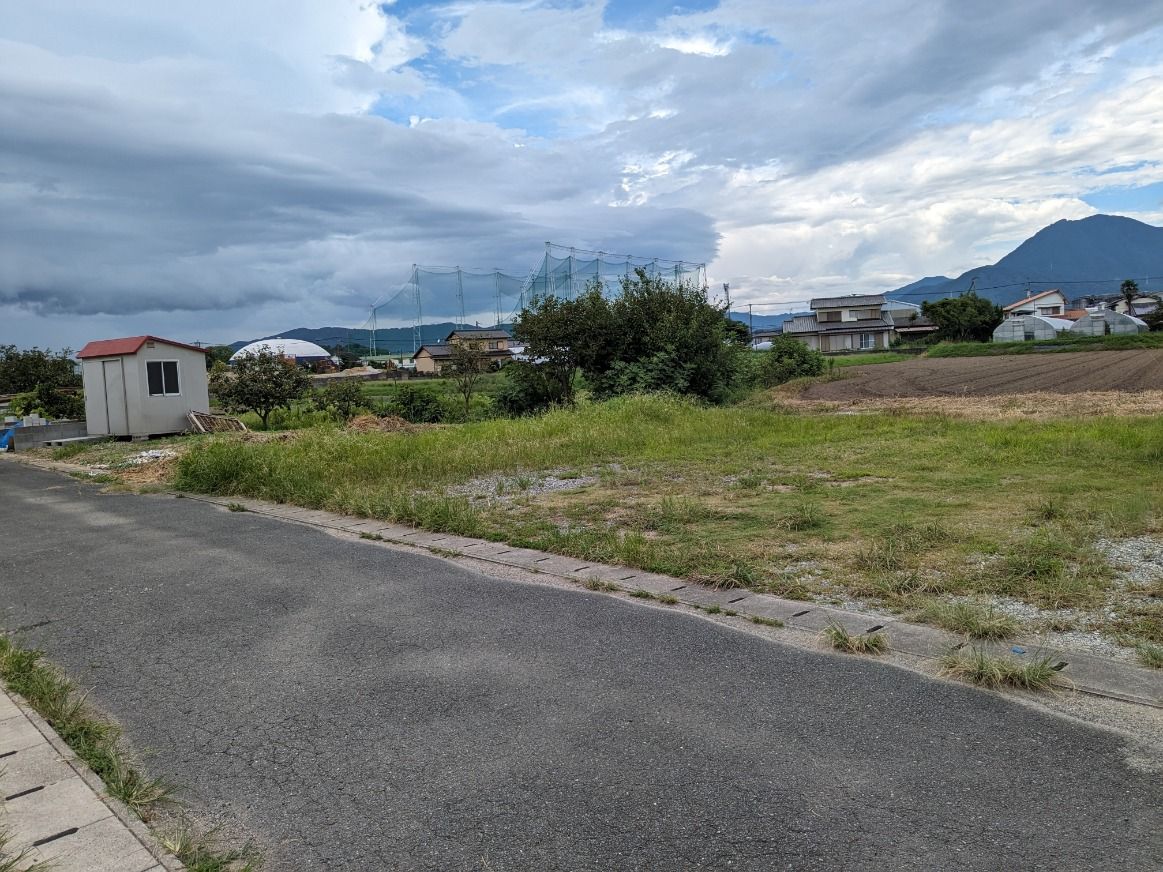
822 622 888 654
1136 642 1163 669
939 647 1058 690
910 600 1020 640
0 829 51 872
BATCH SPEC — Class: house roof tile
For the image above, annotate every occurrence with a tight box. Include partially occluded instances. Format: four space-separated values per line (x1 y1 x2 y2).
810 294 886 309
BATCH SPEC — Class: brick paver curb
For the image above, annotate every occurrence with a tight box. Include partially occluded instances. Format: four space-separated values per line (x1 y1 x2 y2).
187 490 1162 709
0 683 184 872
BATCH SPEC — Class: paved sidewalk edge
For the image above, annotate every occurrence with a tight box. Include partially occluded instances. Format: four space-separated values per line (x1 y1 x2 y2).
177 490 1162 710
3 453 1159 709
1 683 186 871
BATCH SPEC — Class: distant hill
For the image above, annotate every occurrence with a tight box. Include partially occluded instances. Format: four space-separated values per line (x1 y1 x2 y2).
888 215 1163 306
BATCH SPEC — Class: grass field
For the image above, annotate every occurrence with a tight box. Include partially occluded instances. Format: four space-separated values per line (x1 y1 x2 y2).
168 393 1163 654
827 352 915 367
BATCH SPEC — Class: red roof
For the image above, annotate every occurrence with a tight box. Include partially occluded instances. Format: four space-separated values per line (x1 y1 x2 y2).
76 335 209 359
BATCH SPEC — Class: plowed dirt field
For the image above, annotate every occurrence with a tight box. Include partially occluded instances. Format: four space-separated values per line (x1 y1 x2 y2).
801 349 1163 400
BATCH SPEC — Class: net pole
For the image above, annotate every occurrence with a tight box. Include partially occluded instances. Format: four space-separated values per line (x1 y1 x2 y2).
494 270 502 328
413 264 422 355
457 267 465 329
370 306 376 357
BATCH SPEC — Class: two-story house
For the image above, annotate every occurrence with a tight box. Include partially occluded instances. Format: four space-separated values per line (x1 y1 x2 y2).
1002 289 1067 318
783 294 895 352
413 329 512 374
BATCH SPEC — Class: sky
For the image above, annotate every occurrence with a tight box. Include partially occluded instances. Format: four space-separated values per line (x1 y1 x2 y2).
3 0 1163 348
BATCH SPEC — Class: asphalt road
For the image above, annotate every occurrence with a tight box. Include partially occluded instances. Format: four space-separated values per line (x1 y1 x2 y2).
1 461 1160 871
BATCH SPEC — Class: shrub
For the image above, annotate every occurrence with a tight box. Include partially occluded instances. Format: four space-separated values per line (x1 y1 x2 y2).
495 361 561 416
758 335 825 386
313 380 367 421
382 385 446 423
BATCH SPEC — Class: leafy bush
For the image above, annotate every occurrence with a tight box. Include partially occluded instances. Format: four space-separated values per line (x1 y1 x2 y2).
312 380 367 421
495 361 562 416
382 385 446 423
758 335 825 386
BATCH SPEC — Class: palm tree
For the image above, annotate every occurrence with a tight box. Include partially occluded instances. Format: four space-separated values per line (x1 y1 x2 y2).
1120 279 1140 315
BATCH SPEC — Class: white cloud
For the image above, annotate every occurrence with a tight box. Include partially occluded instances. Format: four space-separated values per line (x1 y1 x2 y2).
2 0 1163 346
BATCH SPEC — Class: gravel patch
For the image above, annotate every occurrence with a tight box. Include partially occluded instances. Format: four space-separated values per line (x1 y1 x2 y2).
1096 537 1163 589
445 470 598 504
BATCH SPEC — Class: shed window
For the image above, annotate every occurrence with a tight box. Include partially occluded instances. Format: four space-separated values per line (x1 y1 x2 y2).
147 360 180 397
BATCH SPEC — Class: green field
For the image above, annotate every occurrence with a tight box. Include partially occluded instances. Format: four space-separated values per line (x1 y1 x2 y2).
827 352 914 367
171 393 1162 651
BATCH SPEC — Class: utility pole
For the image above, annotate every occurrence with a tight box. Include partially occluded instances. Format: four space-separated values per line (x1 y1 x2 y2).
748 303 754 347
723 283 731 314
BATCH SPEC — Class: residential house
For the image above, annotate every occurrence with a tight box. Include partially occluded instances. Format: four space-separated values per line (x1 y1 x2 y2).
783 295 894 352
1002 289 1067 318
1113 295 1159 317
413 329 513 375
882 299 938 341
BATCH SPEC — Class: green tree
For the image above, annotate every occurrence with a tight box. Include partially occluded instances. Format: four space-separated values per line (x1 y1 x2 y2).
204 345 235 370
513 269 746 406
328 344 362 370
210 350 310 429
758 335 825 386
0 345 80 393
921 292 1004 342
447 344 487 418
10 385 85 419
1121 279 1140 315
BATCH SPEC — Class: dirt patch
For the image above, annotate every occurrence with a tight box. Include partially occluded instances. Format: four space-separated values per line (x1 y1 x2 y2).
785 390 1163 420
797 350 1163 403
347 414 415 434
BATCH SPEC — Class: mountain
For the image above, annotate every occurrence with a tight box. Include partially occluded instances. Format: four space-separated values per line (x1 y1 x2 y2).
888 215 1163 306
229 322 477 354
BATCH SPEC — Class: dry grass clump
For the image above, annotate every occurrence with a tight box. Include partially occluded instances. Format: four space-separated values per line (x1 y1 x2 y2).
822 622 888 654
911 600 1020 640
939 647 1059 690
1136 643 1163 669
346 414 414 433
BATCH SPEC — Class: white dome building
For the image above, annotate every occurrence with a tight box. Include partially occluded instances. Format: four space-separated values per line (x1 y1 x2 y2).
230 338 332 363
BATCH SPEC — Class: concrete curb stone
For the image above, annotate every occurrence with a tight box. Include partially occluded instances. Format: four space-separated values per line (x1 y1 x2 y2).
0 683 184 871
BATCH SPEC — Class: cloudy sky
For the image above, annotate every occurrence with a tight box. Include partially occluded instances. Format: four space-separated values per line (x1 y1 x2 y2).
3 0 1163 348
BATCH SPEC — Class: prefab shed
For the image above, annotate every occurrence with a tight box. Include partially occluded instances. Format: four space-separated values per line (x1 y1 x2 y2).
77 336 210 437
